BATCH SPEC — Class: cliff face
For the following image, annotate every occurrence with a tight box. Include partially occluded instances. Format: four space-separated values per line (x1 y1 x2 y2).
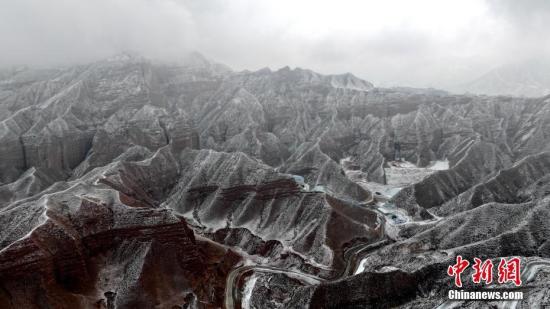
1 54 550 308
0 147 240 308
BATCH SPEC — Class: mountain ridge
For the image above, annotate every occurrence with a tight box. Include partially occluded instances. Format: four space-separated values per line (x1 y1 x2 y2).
0 52 549 308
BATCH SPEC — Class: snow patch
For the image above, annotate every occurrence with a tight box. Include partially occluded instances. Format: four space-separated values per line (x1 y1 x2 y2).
241 275 258 309
429 160 449 170
354 258 368 274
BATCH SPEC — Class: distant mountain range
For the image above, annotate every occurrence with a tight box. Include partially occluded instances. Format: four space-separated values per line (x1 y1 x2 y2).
457 59 550 97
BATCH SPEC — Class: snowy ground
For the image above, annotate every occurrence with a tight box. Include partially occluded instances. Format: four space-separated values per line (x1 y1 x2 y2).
341 157 450 202
384 160 449 187
345 158 450 275
428 160 449 170
241 275 258 309
354 261 400 275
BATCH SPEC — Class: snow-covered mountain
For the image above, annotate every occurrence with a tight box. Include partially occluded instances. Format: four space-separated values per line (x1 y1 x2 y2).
459 59 550 97
1 53 550 308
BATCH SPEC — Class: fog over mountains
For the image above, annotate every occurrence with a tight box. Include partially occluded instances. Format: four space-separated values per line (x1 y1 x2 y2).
457 59 550 97
0 52 549 308
2 0 550 94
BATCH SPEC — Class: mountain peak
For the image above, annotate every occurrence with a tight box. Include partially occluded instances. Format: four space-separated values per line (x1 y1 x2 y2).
105 51 145 63
459 58 550 97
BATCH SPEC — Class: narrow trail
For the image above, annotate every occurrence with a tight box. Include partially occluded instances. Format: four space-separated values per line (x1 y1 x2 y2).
223 238 392 309
224 265 324 309
499 259 550 309
223 158 448 308
222 190 391 309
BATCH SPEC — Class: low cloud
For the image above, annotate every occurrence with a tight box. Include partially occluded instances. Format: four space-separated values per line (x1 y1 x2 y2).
1 0 549 89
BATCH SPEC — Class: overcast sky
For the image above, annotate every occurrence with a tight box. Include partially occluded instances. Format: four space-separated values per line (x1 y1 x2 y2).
1 0 549 88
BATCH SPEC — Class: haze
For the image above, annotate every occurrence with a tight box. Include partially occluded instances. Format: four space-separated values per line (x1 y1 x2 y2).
1 0 549 91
